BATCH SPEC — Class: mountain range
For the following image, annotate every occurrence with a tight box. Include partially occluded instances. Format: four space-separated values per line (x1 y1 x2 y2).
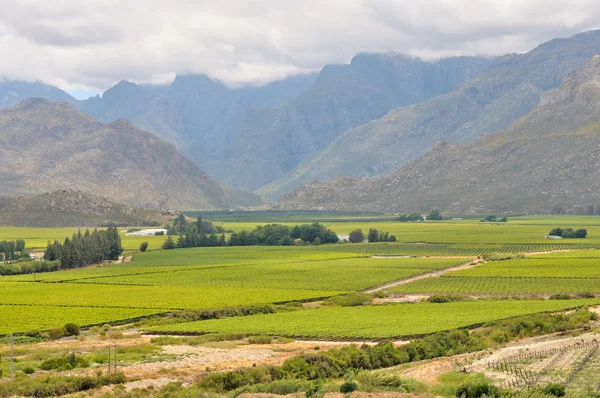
276 54 600 214
3 30 600 214
0 99 262 211
260 30 600 199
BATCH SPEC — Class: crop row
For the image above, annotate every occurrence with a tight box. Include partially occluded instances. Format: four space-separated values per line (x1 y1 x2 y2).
75 258 464 291
150 299 600 339
451 258 600 279
390 277 600 295
0 283 344 310
0 305 162 335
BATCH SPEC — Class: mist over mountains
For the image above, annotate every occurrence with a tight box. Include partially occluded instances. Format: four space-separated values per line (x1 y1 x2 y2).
3 30 600 214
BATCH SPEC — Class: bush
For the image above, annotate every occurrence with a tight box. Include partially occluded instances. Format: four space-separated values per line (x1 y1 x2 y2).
64 323 81 336
549 293 572 300
455 381 500 398
139 241 149 252
340 381 358 393
542 383 566 397
326 293 372 307
427 295 468 303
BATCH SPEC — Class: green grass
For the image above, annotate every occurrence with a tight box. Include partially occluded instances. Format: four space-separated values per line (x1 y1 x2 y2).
150 299 600 339
390 277 600 295
0 305 161 335
0 282 343 310
74 257 463 291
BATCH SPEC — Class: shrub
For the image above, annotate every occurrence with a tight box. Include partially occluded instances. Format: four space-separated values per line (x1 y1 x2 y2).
22 366 35 375
340 381 358 393
64 323 81 336
455 381 500 398
326 293 372 307
549 293 572 300
542 383 566 397
139 241 149 252
427 295 468 303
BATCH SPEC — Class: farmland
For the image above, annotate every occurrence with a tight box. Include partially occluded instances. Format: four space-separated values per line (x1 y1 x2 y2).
2 215 600 337
3 215 600 397
150 299 600 339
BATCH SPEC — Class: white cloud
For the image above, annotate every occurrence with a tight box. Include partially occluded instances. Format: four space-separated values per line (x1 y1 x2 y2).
0 0 599 94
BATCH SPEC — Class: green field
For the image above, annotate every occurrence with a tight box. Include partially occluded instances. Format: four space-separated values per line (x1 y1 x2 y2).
150 299 600 339
391 252 600 295
0 305 162 335
3 216 600 337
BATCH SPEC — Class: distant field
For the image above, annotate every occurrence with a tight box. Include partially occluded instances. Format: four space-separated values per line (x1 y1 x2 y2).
4 216 600 336
390 252 600 295
151 299 600 339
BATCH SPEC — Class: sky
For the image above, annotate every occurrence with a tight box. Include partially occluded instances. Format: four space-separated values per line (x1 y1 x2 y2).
0 0 599 99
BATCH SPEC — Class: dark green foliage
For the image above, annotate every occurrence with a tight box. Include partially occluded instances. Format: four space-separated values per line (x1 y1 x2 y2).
395 213 422 222
0 259 60 276
162 236 176 250
427 210 443 220
40 353 89 371
548 228 587 238
427 295 468 303
326 293 373 307
170 220 338 249
173 305 275 322
340 381 358 393
542 384 566 397
455 381 500 398
349 229 365 243
549 293 572 300
41 227 122 271
139 241 149 252
0 373 126 397
481 215 507 222
290 223 339 244
64 323 81 336
0 239 21 261
367 228 395 243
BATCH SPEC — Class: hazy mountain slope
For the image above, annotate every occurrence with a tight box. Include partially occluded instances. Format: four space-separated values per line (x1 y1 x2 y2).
222 54 494 189
0 99 256 210
0 80 75 107
277 54 600 214
0 190 165 227
263 30 600 200
77 73 319 164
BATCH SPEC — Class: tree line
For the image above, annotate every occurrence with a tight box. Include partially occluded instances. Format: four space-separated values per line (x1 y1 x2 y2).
163 218 339 249
347 228 396 243
547 228 587 239
0 239 26 261
44 227 124 269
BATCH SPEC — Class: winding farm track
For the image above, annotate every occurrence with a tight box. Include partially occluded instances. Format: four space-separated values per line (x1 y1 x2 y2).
363 249 580 294
363 257 479 293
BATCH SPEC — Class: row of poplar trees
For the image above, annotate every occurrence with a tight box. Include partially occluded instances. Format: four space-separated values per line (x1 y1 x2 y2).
44 226 123 269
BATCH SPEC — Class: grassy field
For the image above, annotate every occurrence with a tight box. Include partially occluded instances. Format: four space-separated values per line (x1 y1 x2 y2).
390 251 600 295
150 299 600 339
3 215 600 337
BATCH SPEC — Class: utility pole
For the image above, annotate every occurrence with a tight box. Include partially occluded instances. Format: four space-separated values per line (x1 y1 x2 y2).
10 333 14 382
108 346 111 376
114 344 117 374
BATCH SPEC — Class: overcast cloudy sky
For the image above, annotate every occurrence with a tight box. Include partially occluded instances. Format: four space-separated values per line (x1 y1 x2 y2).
0 0 599 98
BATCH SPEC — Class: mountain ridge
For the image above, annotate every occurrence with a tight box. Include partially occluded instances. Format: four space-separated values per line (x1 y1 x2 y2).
261 30 600 200
0 98 262 211
276 54 600 214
